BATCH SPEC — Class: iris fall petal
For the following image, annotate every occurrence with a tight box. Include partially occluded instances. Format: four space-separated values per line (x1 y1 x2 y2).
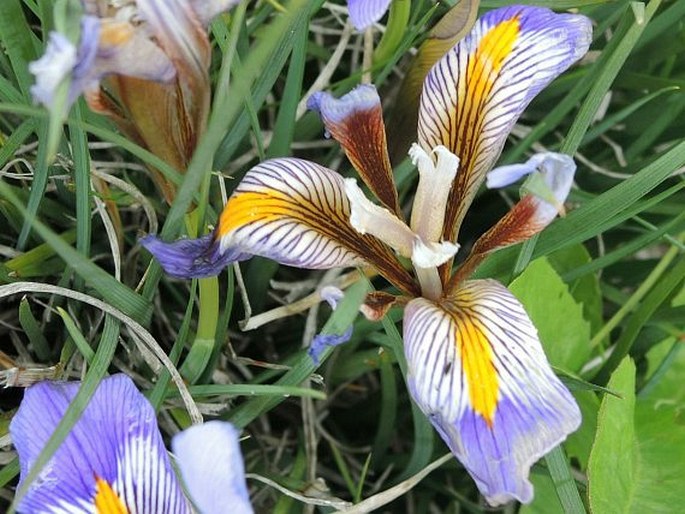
403 279 581 505
140 233 247 279
215 158 417 294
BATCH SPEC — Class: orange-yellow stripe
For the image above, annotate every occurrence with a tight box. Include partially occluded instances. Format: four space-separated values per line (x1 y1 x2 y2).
94 476 128 514
467 16 520 105
457 16 520 167
218 190 345 238
219 191 290 236
457 317 499 426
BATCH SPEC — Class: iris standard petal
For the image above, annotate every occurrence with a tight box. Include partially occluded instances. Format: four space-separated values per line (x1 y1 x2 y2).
417 5 592 241
347 0 393 31
403 280 581 505
216 158 418 295
172 421 253 514
10 374 189 513
309 86 400 214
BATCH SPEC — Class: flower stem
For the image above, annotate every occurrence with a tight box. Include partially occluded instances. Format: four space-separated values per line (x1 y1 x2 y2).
373 0 411 65
179 207 220 384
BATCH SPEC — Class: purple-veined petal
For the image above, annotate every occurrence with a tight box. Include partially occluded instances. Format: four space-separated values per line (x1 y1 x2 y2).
403 280 581 505
309 86 399 214
136 0 210 81
418 5 592 241
30 12 178 113
172 421 253 514
216 158 419 295
347 0 393 30
93 18 176 84
140 233 249 279
135 0 238 88
10 374 190 513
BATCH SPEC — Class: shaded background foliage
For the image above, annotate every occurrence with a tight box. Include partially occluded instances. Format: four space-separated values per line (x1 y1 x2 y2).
0 0 684 512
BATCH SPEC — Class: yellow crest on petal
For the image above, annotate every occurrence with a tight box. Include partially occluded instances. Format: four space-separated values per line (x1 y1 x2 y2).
94 476 129 514
219 190 294 237
453 312 499 426
466 17 519 107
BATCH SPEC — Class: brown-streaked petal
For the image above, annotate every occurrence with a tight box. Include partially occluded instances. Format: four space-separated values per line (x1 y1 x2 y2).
217 158 419 295
417 6 592 242
308 85 400 215
359 291 403 321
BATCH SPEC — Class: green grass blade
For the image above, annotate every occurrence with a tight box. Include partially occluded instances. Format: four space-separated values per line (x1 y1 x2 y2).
18 297 51 361
562 0 662 156
544 447 587 514
0 181 151 322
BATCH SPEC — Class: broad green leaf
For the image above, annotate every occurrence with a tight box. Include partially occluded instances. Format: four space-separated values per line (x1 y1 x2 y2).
509 257 591 373
632 341 685 511
586 352 685 511
587 357 636 514
629 405 685 512
548 244 603 338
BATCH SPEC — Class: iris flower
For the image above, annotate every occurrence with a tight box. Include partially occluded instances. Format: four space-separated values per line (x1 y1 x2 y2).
29 0 239 202
142 6 592 505
10 374 253 514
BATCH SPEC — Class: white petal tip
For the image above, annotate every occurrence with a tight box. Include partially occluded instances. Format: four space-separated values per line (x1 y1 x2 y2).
412 240 459 268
